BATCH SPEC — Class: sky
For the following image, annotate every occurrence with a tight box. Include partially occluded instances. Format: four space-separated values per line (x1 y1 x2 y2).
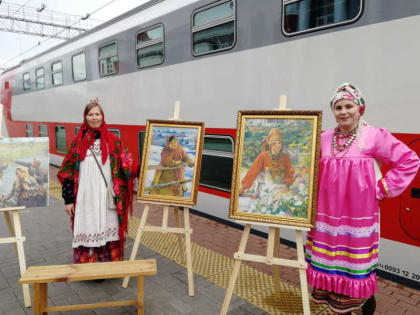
0 0 150 70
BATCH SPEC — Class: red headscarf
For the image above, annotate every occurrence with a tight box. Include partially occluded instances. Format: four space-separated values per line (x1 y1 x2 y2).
76 98 113 164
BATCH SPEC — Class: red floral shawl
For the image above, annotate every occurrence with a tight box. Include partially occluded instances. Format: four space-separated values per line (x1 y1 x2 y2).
57 126 135 258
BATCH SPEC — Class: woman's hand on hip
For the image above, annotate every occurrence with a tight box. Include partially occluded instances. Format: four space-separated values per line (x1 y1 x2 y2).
65 203 75 216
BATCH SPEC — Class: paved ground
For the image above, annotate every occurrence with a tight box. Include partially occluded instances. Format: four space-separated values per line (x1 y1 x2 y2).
0 194 268 315
132 204 420 315
0 167 419 315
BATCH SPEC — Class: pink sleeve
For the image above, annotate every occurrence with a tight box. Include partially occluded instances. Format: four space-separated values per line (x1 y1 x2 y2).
373 128 420 199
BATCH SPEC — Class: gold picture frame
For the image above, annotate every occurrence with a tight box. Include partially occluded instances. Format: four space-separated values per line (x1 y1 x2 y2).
137 120 205 206
229 110 322 228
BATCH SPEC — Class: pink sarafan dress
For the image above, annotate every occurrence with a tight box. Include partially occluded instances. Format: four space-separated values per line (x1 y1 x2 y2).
306 124 420 298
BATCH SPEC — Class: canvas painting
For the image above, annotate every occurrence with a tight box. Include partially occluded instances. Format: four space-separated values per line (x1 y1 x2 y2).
137 120 205 206
229 111 322 228
0 137 49 208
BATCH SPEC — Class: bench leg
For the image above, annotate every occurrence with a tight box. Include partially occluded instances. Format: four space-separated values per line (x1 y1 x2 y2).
34 283 48 315
137 276 144 315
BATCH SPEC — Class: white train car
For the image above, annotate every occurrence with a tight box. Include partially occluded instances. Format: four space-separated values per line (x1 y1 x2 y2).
1 0 419 288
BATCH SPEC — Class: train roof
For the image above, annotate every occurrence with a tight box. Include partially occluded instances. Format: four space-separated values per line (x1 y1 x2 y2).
2 0 200 75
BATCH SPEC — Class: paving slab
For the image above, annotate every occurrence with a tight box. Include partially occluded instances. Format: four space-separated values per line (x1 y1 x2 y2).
1 167 419 314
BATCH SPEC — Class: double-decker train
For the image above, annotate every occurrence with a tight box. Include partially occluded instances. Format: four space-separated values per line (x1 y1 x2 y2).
1 0 419 287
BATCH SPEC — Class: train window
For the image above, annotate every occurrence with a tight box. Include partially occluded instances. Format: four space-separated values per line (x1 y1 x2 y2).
199 135 234 191
283 0 363 35
109 128 121 138
26 124 34 137
204 136 234 152
23 72 31 90
39 124 48 137
72 52 87 81
75 127 80 135
51 61 63 86
35 67 45 89
55 125 67 153
136 24 164 68
192 0 236 56
99 41 119 76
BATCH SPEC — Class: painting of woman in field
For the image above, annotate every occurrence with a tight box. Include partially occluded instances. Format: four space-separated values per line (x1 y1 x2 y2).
230 111 321 227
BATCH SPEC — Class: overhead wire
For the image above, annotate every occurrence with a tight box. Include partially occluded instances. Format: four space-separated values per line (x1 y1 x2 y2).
0 0 117 69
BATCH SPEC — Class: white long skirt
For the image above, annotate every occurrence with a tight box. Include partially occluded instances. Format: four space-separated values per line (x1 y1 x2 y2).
72 140 119 248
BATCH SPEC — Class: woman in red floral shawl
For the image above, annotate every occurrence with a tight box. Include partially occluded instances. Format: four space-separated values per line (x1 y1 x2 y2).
57 99 135 264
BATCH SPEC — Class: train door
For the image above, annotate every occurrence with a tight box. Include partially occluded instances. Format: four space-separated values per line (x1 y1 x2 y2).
399 139 420 241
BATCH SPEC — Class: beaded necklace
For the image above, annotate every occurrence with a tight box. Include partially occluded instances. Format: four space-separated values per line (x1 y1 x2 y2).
330 127 357 159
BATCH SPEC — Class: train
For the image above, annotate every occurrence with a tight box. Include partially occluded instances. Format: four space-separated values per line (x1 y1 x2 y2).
1 0 419 288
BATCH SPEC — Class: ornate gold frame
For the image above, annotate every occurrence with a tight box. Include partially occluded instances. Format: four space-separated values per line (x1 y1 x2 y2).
229 110 322 228
137 119 205 206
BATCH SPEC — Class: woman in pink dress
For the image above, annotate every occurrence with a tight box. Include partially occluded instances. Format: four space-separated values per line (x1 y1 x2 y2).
306 83 420 314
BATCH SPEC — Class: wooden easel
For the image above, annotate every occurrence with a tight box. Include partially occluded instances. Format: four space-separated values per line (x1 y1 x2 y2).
220 95 311 315
122 101 195 296
0 103 32 308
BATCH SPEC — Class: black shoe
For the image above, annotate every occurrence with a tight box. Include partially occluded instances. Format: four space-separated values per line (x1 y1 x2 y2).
362 295 376 315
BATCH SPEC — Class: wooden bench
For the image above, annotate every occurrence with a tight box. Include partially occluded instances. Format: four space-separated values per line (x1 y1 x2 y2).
19 259 157 315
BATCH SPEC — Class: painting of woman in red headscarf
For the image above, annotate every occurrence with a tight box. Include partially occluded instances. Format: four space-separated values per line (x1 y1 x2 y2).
239 128 295 196
229 111 322 227
149 135 195 197
138 120 205 206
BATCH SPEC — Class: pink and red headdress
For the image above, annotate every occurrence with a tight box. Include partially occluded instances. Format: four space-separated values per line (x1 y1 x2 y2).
330 83 366 116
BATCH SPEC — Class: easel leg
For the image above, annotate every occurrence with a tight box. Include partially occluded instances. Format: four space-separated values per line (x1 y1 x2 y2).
221 259 242 315
296 230 310 315
4 211 18 255
137 276 144 315
183 207 194 296
162 205 169 232
122 204 150 288
34 283 48 315
265 227 276 264
12 210 31 308
4 210 15 234
220 224 251 315
273 228 281 296
174 206 185 264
